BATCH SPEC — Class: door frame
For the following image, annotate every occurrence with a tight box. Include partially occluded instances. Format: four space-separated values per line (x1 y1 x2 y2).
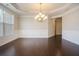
54 17 62 37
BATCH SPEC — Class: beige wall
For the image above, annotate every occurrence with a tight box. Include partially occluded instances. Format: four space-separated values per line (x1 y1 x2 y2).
14 15 20 35
19 16 48 38
48 18 55 37
62 6 79 45
19 16 57 38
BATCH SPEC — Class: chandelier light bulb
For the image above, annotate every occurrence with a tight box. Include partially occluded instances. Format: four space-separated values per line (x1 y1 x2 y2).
38 18 42 21
43 16 47 20
35 15 39 19
41 14 45 18
34 3 48 22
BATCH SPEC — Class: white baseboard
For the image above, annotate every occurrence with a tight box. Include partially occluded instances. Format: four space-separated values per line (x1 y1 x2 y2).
19 35 49 38
0 34 19 47
48 34 54 38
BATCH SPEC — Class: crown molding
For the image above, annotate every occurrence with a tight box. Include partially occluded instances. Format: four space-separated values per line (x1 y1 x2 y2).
2 3 26 14
62 6 79 16
1 3 72 17
49 3 71 14
51 5 79 19
51 14 63 19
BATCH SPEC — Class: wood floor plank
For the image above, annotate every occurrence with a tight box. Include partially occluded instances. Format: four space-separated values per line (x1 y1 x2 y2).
0 35 79 56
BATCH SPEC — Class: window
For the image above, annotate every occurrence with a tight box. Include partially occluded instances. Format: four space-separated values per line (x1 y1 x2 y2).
4 11 14 36
0 8 3 37
0 7 14 37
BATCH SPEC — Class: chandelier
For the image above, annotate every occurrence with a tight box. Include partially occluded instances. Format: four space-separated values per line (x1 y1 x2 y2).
35 3 48 22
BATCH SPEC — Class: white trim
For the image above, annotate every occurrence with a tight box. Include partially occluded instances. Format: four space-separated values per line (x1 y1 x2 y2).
49 3 71 14
19 36 49 38
19 35 54 38
48 34 54 38
63 38 79 45
20 15 35 18
0 34 19 46
51 6 79 19
51 14 63 19
2 3 25 14
62 6 79 16
1 3 72 16
2 3 79 18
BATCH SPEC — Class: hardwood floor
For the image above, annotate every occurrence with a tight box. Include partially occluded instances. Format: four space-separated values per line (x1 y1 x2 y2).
62 39 79 56
0 35 79 56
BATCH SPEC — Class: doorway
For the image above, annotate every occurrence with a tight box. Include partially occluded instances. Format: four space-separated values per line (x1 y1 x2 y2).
54 17 62 37
54 17 62 54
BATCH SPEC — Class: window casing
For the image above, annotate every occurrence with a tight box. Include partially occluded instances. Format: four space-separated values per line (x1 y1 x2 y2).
0 6 14 37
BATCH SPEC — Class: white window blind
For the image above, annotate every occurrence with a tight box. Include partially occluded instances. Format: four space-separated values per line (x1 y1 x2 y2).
0 8 3 37
0 7 14 37
4 11 14 36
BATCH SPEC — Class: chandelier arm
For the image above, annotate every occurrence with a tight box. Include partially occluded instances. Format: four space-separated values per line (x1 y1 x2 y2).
35 3 47 22
40 3 42 13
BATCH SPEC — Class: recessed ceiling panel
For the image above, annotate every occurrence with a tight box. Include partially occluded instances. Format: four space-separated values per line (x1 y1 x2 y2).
15 3 67 14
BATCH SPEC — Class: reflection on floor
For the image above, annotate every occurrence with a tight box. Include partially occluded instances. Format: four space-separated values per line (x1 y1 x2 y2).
0 35 79 56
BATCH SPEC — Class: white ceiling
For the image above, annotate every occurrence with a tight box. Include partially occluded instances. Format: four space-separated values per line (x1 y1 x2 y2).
3 3 79 17
13 3 68 16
